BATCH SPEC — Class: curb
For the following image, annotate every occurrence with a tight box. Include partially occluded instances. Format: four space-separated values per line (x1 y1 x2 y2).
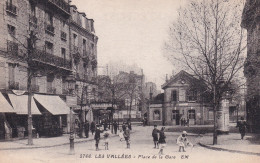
0 134 119 151
198 142 260 156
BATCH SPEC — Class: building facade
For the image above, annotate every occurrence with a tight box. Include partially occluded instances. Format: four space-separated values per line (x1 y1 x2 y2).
241 0 260 132
148 71 213 126
0 0 98 140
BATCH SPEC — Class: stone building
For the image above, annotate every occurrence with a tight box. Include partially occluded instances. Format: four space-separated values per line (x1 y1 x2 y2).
241 0 260 132
0 0 98 140
147 70 213 126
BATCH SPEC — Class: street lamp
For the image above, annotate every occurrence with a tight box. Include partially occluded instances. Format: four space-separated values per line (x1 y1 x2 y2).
69 107 75 155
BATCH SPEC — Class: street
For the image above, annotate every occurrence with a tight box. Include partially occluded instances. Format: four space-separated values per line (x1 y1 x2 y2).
0 126 259 163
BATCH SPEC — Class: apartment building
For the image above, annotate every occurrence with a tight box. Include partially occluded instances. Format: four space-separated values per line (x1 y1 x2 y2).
0 0 98 140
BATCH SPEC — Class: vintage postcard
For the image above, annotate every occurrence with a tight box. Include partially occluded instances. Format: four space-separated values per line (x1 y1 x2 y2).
0 0 259 162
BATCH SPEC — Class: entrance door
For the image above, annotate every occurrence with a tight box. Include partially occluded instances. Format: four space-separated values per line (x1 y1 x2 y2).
172 110 180 125
188 110 196 125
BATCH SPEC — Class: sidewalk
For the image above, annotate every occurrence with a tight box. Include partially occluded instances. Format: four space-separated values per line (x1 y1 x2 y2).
0 132 118 150
198 133 260 156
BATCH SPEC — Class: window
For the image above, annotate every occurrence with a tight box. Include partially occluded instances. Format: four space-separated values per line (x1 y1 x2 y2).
208 110 214 120
187 89 197 102
171 90 177 102
45 41 53 54
188 110 195 119
61 48 66 60
83 39 86 53
8 24 15 40
153 110 160 120
172 110 179 119
73 34 78 46
45 12 53 25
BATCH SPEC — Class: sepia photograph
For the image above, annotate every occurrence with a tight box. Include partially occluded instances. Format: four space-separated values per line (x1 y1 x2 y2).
0 0 260 162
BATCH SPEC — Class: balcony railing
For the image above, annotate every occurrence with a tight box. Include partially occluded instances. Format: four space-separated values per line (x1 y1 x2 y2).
45 23 55 35
31 84 39 92
6 2 17 15
8 81 19 90
32 49 72 70
60 31 67 41
7 40 18 57
29 14 37 26
48 0 70 14
47 87 56 94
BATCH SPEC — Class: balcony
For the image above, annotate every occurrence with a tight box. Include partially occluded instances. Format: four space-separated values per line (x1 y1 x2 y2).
47 0 70 16
7 40 18 57
45 23 55 35
31 84 39 92
6 2 17 15
32 49 72 70
47 87 56 94
29 14 37 27
60 31 67 41
8 81 19 90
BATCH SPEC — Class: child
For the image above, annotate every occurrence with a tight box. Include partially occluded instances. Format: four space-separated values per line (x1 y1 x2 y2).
119 129 124 141
176 131 193 152
152 125 159 149
103 129 110 150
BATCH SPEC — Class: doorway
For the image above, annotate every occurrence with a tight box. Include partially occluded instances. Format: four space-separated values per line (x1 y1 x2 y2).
172 110 180 125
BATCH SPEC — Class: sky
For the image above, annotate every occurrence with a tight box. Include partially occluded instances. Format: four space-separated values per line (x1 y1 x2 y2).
71 0 187 90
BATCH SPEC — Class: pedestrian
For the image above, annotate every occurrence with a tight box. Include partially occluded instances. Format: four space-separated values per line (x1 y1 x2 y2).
127 121 132 130
236 117 247 140
187 118 189 127
103 129 110 150
94 125 101 151
152 125 159 149
113 121 118 134
158 127 166 155
90 121 96 135
119 129 124 141
123 126 131 148
180 118 183 126
183 118 186 126
177 131 193 152
122 122 126 131
104 120 108 131
74 119 80 137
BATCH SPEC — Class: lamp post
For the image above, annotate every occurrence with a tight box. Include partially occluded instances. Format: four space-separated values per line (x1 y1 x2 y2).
69 107 75 155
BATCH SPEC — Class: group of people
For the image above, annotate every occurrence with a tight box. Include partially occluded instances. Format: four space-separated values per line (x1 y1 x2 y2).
152 125 193 155
94 121 132 151
180 118 189 126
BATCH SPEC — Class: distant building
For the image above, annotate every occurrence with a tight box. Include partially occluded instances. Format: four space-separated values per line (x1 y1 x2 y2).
241 0 260 132
144 82 158 99
148 70 213 126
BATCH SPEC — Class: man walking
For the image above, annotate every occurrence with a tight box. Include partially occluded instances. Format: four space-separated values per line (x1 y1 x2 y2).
152 125 159 148
113 121 118 134
94 125 101 151
236 117 247 140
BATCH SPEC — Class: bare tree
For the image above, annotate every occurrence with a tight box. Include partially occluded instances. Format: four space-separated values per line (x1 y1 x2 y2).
164 0 246 144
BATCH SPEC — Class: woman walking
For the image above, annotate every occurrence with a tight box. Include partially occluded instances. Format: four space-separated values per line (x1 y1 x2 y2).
158 127 166 155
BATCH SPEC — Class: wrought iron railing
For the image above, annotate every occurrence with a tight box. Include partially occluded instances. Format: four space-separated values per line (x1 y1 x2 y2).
45 23 55 35
7 40 18 57
6 2 17 15
32 49 72 70
60 31 67 41
48 0 70 13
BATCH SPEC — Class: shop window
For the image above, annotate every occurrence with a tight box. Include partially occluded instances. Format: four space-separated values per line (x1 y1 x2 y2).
171 90 177 102
153 110 160 120
188 110 195 119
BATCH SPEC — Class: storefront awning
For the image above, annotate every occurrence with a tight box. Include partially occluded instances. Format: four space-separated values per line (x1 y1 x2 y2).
0 93 15 113
8 94 41 115
34 94 70 115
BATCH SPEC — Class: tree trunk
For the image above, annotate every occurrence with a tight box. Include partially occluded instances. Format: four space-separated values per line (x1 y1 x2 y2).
27 70 33 145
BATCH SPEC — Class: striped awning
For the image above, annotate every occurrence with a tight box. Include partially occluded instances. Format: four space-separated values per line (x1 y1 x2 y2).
0 93 15 113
